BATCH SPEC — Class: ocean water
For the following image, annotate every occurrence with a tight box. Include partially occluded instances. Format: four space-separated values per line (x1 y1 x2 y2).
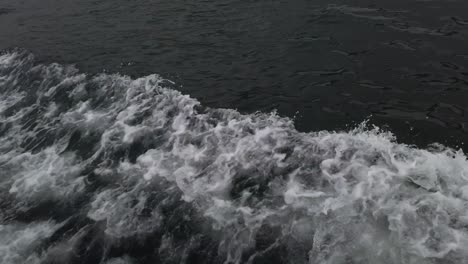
1 0 468 264
1 49 468 264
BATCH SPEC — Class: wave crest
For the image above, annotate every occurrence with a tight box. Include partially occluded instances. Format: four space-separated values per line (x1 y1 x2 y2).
1 49 468 264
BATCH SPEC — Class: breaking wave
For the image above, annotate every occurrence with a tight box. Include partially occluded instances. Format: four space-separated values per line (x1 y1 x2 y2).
1 49 468 264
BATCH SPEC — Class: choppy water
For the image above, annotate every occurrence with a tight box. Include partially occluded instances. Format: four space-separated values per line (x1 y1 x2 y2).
1 0 468 149
1 0 468 263
2 50 468 264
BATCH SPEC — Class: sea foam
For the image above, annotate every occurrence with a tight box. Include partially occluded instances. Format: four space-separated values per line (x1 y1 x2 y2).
1 49 468 264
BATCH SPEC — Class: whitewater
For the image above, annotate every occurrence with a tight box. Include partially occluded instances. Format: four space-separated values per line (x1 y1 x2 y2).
1 49 468 264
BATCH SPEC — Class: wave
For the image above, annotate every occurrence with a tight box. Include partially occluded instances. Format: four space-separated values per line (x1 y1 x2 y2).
1 49 468 264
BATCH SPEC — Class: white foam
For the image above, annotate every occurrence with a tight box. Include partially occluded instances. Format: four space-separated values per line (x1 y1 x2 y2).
2 50 468 263
8 147 84 197
0 221 59 264
104 256 135 264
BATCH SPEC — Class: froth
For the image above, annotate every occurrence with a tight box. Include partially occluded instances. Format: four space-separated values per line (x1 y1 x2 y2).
1 49 468 264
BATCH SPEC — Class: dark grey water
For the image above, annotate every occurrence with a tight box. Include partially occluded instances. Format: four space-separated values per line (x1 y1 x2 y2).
1 1 468 264
1 0 468 148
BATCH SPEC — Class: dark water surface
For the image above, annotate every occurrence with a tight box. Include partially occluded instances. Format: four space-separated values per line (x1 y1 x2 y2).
1 0 468 149
2 1 468 264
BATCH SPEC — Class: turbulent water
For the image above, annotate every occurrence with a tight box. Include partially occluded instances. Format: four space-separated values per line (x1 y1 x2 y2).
2 49 468 264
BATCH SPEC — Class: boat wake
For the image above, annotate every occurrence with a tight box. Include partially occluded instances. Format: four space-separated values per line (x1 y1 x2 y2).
1 49 468 264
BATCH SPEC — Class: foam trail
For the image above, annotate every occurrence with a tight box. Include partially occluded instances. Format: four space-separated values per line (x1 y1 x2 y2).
1 49 468 264
0 221 59 264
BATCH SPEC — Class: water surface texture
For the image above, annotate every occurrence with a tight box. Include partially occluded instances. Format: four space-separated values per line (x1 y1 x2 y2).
1 0 468 263
1 0 468 147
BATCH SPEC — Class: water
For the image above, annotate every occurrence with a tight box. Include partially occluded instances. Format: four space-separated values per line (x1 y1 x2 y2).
1 0 468 148
1 0 468 263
